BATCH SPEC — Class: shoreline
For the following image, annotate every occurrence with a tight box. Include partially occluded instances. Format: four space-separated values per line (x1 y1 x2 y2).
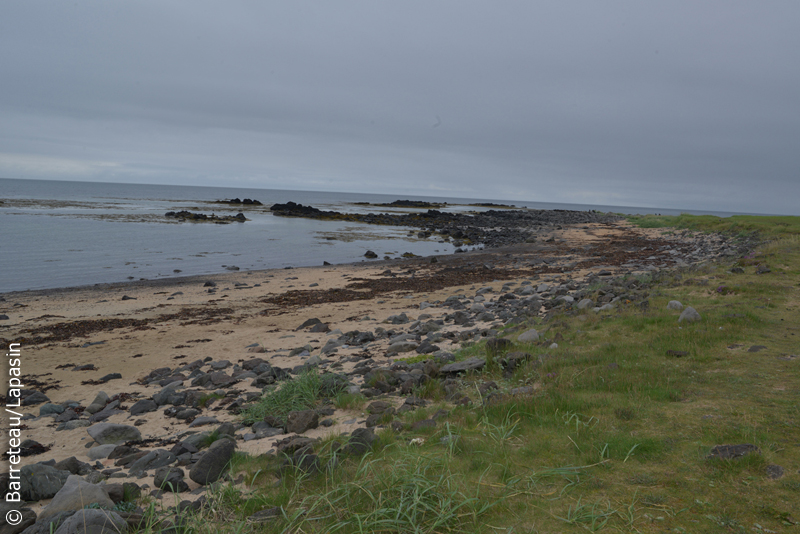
0 221 756 520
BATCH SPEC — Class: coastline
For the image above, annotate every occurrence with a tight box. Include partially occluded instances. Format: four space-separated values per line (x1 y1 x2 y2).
0 220 753 519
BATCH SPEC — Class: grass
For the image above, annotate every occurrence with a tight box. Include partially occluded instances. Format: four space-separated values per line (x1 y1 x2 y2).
137 215 800 533
239 370 322 425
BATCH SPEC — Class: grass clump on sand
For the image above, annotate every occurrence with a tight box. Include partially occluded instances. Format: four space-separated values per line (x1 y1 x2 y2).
239 370 322 425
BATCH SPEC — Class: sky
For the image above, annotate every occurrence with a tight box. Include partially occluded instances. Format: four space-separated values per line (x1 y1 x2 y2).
1 2 798 215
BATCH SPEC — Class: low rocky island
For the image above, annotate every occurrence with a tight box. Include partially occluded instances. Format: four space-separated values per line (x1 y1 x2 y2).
165 211 247 223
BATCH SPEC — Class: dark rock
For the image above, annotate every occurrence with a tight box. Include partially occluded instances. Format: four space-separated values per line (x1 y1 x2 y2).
707 444 760 459
439 357 485 375
20 464 71 501
53 457 93 476
21 391 50 406
344 428 378 455
38 475 114 521
128 449 177 476
0 501 36 534
51 509 127 534
286 410 319 434
189 438 235 485
766 464 785 479
87 423 142 445
129 399 158 416
153 467 189 492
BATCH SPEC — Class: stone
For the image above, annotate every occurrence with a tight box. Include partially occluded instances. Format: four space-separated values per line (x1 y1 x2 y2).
188 416 219 428
128 450 176 476
577 299 594 310
678 306 701 323
189 438 235 485
84 392 109 415
53 509 128 534
87 423 142 445
386 341 418 354
0 501 36 534
87 444 117 461
765 464 785 479
21 391 50 406
20 464 71 501
286 410 319 434
153 467 189 493
344 427 378 455
39 403 66 416
39 475 115 521
128 399 157 416
439 357 485 375
707 444 760 460
53 457 92 476
517 328 539 343
666 300 683 311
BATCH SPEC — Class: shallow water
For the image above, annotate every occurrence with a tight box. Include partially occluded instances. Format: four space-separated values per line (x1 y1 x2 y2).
0 178 745 293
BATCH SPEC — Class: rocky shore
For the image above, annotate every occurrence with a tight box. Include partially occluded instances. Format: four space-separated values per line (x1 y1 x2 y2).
270 202 624 248
0 221 761 533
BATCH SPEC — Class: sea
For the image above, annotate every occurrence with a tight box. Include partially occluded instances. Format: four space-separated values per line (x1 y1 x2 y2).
0 178 745 293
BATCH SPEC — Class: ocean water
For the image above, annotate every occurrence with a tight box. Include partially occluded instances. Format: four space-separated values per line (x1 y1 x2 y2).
0 178 743 293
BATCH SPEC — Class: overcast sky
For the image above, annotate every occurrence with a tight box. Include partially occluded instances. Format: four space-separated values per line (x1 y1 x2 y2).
1 2 798 214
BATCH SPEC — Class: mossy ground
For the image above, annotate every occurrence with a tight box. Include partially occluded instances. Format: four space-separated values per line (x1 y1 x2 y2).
134 215 800 533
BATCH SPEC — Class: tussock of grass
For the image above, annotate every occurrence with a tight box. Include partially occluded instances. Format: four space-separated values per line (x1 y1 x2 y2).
240 370 321 425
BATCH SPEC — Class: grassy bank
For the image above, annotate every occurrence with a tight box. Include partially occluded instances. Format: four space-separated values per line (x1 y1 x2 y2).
142 215 799 533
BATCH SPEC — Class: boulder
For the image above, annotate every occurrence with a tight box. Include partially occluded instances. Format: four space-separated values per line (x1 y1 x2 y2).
286 410 319 434
0 501 36 534
127 449 176 476
667 300 683 311
517 328 539 343
20 464 71 501
53 509 127 534
189 438 235 485
39 475 114 521
678 306 701 323
439 357 485 375
153 467 189 493
87 423 142 445
129 399 157 416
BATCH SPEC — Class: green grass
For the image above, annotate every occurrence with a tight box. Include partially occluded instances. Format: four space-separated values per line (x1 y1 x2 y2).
239 370 322 425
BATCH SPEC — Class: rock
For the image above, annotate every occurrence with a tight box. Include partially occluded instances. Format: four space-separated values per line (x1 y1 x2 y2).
707 444 760 459
189 438 235 485
53 457 92 476
53 509 128 534
21 391 50 406
39 475 114 521
286 410 319 434
678 306 701 323
87 444 118 461
439 357 485 375
666 300 683 311
386 341 418 354
344 428 378 455
39 403 66 416
128 450 176 476
20 464 71 501
84 392 109 415
364 250 378 259
517 328 539 343
128 399 157 416
87 423 142 445
188 416 219 428
0 501 36 534
577 298 594 310
153 467 189 493
765 464 785 479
